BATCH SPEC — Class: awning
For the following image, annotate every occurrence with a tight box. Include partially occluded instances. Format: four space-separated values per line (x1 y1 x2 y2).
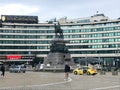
79 58 102 63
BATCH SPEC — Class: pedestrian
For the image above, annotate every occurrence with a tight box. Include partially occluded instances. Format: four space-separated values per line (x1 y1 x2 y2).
64 63 71 80
1 64 5 78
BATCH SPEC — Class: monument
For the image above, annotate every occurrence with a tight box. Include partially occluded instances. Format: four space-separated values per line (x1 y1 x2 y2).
43 22 74 71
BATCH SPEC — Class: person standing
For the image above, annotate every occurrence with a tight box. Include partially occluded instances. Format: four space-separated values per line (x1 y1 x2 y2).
1 64 5 78
64 63 70 80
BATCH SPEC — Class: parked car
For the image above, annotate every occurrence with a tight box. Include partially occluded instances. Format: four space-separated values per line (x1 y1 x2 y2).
73 66 97 75
9 65 26 73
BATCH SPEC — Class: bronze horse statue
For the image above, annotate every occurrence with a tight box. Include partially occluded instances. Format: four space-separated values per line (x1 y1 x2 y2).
54 23 63 39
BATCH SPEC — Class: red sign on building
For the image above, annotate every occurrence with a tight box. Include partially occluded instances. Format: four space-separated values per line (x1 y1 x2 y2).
7 55 21 60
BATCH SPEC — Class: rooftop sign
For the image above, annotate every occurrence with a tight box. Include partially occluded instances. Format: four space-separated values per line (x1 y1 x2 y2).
1 15 38 24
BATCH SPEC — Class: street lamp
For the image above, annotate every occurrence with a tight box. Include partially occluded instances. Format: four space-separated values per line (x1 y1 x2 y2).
96 50 101 66
116 48 120 69
85 51 88 66
116 59 119 69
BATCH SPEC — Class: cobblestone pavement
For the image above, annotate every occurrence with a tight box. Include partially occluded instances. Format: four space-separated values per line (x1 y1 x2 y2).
0 71 120 90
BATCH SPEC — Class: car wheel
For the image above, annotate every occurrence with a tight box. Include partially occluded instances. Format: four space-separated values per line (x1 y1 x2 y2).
18 71 21 73
92 73 96 75
83 70 87 73
74 71 77 75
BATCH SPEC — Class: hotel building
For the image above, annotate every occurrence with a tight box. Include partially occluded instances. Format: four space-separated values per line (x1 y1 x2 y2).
0 14 120 67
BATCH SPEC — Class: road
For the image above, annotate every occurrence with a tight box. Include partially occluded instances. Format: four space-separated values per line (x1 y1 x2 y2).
0 71 120 90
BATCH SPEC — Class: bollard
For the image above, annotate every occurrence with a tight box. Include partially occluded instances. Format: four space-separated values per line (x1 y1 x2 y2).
112 70 118 75
100 70 106 75
111 67 118 75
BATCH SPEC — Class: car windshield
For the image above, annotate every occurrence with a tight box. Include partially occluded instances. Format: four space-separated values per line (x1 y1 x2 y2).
82 67 88 69
10 65 20 68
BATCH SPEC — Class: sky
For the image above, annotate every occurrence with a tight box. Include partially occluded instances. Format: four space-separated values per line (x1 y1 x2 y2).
0 0 120 22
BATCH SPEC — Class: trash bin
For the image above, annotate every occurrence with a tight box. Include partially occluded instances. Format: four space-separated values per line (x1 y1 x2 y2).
111 67 118 75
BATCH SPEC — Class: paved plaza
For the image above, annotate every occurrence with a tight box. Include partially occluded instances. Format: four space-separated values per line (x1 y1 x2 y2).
0 71 120 90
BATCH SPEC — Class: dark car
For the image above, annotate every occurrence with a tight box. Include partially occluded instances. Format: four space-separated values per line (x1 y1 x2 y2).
9 65 26 73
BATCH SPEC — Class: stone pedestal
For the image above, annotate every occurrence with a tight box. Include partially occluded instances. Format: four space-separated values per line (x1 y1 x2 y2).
43 39 74 71
44 52 74 66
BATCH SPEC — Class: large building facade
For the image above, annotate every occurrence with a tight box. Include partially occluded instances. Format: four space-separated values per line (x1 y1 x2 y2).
0 14 120 67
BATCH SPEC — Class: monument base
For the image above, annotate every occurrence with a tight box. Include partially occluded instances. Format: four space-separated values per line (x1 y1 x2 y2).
44 52 74 65
42 52 74 72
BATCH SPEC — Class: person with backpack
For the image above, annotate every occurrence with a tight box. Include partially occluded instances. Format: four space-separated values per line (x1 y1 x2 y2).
64 63 71 80
1 64 5 78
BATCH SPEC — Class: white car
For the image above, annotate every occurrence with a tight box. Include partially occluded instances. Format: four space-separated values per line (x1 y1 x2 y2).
9 65 26 73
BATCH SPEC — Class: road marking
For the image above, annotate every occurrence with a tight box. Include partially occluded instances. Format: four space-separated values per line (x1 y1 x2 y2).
91 85 120 90
0 78 72 89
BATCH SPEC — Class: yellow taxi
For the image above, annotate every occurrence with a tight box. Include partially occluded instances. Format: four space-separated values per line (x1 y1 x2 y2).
73 66 97 75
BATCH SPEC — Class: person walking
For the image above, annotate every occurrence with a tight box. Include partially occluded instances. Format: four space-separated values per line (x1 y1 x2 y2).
1 64 5 78
64 63 71 80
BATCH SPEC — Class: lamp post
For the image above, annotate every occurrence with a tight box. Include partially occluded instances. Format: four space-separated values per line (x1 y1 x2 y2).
85 51 88 66
116 59 119 69
28 51 31 65
96 50 101 66
111 48 119 75
116 48 120 69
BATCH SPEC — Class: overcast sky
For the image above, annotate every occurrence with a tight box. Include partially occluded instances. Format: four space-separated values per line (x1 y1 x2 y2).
0 0 119 22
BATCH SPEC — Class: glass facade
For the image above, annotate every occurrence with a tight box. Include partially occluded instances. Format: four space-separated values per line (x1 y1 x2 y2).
0 15 120 68
61 21 120 67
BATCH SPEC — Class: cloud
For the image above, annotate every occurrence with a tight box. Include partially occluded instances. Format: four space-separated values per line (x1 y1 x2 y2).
0 3 39 15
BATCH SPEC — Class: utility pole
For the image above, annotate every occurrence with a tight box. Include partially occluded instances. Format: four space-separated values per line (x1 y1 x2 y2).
96 50 101 66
